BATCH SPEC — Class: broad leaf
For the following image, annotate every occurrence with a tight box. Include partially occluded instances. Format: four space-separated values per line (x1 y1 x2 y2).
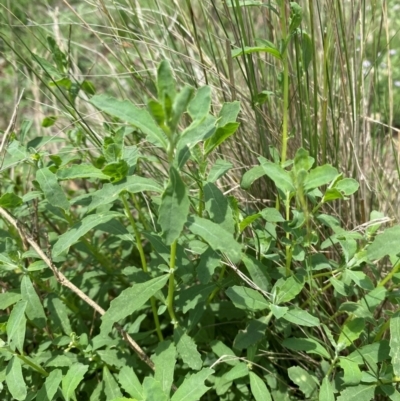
288 366 317 398
61 363 89 401
36 369 63 401
0 291 21 310
7 300 27 353
249 372 272 401
273 276 304 304
319 377 335 401
282 337 330 359
174 327 202 370
259 157 294 193
339 358 362 385
304 164 338 191
234 317 269 350
281 307 320 327
5 356 27 401
207 159 233 183
118 366 143 400
347 340 390 365
171 368 213 401
367 226 400 261
142 377 168 401
338 318 365 347
152 341 176 395
226 286 269 311
187 86 211 121
21 275 46 328
241 165 265 190
337 384 376 401
57 164 109 180
104 366 123 400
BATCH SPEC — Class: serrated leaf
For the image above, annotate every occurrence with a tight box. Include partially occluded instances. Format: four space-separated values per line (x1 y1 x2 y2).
152 341 176 395
390 312 400 376
319 377 335 401
249 372 272 401
52 211 124 257
171 368 213 401
5 356 27 401
104 366 123 400
337 384 376 401
240 165 265 190
118 366 143 400
36 369 62 401
367 226 400 261
90 94 168 148
186 216 241 263
288 366 317 398
174 327 202 370
62 363 89 401
36 167 70 212
142 377 168 401
158 167 190 245
57 164 109 180
282 337 330 359
21 275 46 328
304 164 338 191
226 286 269 311
207 159 233 183
339 358 362 385
7 300 27 353
282 307 320 327
259 157 294 194
101 275 168 334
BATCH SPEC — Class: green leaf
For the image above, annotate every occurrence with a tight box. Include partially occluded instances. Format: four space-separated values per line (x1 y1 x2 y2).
5 356 27 401
240 165 265 190
347 340 390 365
234 317 269 350
152 341 176 395
338 318 365 347
90 94 168 148
207 159 233 183
293 147 314 172
346 270 374 290
282 307 320 327
204 122 240 156
7 300 27 353
171 368 213 401
273 276 304 304
337 384 376 401
288 366 317 398
335 178 359 195
158 167 190 245
215 363 248 396
186 216 242 263
242 254 270 291
381 385 400 401
104 366 123 401
249 372 272 401
0 291 21 309
118 366 143 400
177 114 216 151
174 327 202 370
260 207 285 222
0 192 23 208
304 164 338 191
142 377 168 401
301 32 313 71
171 86 194 130
61 363 89 401
36 369 63 401
36 167 70 212
52 211 124 257
197 248 221 284
210 340 238 366
101 275 169 334
282 337 330 359
57 164 109 180
217 101 241 127
319 377 335 401
188 86 211 121
203 182 235 234
339 358 362 385
270 304 288 319
102 160 129 183
42 116 58 127
232 45 281 60
390 312 400 377
21 275 46 328
367 226 400 261
47 295 73 335
157 60 176 109
289 2 303 34
259 157 295 194
226 286 269 311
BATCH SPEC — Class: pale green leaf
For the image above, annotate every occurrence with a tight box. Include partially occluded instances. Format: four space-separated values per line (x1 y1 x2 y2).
90 95 168 148
338 318 365 347
174 327 202 370
249 372 272 401
216 363 248 396
187 86 211 121
319 377 335 401
260 207 285 222
367 226 400 261
5 356 27 401
304 164 338 191
157 60 176 105
282 337 330 359
282 307 320 327
118 366 143 400
21 275 46 328
178 114 216 151
152 341 176 395
142 377 168 401
259 157 294 193
57 164 109 180
226 286 269 311
36 369 63 401
104 366 123 401
273 276 304 304
288 366 318 398
337 384 376 401
204 122 240 156
36 167 70 212
0 291 21 310
381 385 400 401
7 300 27 353
240 165 265 190
52 211 124 257
232 45 281 60
207 159 233 183
101 275 169 334
339 358 362 385
347 340 390 365
270 304 288 319
335 178 359 195
210 340 238 366
390 312 400 377
61 363 89 401
171 368 213 401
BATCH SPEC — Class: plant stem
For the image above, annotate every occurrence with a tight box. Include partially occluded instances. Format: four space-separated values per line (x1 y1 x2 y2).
121 193 163 341
168 239 178 326
285 191 292 277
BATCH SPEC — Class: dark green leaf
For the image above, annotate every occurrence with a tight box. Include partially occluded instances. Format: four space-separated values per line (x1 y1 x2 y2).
42 116 58 127
61 363 89 401
36 369 62 401
171 368 213 401
0 193 23 208
234 317 268 350
273 276 304 304
226 286 269 311
242 254 270 291
204 122 240 156
102 160 129 183
282 337 330 359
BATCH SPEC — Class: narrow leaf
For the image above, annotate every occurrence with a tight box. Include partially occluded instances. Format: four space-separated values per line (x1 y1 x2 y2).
57 164 109 180
282 337 330 359
390 312 400 377
7 300 27 353
104 366 123 400
118 366 143 400
319 377 335 401
171 368 213 401
249 372 272 401
142 377 168 401
174 327 202 370
226 286 269 312
61 363 89 401
36 369 63 401
241 165 265 190
232 45 281 60
282 307 320 327
337 384 376 401
5 357 27 401
152 341 176 395
21 275 46 328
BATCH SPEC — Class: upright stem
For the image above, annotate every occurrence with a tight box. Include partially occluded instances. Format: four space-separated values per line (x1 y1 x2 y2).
168 240 178 325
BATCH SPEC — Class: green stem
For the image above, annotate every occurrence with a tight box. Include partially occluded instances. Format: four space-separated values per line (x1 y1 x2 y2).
130 193 151 232
121 193 163 341
207 265 226 304
285 192 292 277
167 240 178 326
377 262 400 288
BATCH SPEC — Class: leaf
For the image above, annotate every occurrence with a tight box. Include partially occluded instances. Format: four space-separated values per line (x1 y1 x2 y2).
367 226 400 261
157 60 176 109
177 115 217 152
260 207 285 222
335 178 359 195
7 300 27 353
36 167 70 212
381 385 400 401
141 377 168 401
170 368 213 401
61 363 89 401
52 211 124 257
5 356 27 401
234 317 268 350
57 164 110 180
203 182 235 234
338 318 365 347
207 159 233 183
273 276 304 304
217 101 241 127
281 307 320 327
197 248 221 284
0 291 21 309
187 86 211 121
226 286 269 311
249 372 272 401
21 275 46 328
216 363 248 396
259 157 295 193
152 341 176 395
101 275 169 334
104 366 123 401
347 340 390 365
337 384 376 401
293 147 314 172
282 337 330 359
346 270 374 290
0 193 23 208
174 327 202 370
175 283 215 313
242 254 270 291
232 45 281 60
303 164 338 191
390 312 400 377
319 377 335 401
204 122 240 156
210 340 238 366
240 165 265 190
47 295 73 335
158 167 190 245
339 358 362 385
270 304 288 319
118 366 143 400
288 366 317 398
171 86 194 130
186 216 242 263
90 94 168 148
36 369 63 401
